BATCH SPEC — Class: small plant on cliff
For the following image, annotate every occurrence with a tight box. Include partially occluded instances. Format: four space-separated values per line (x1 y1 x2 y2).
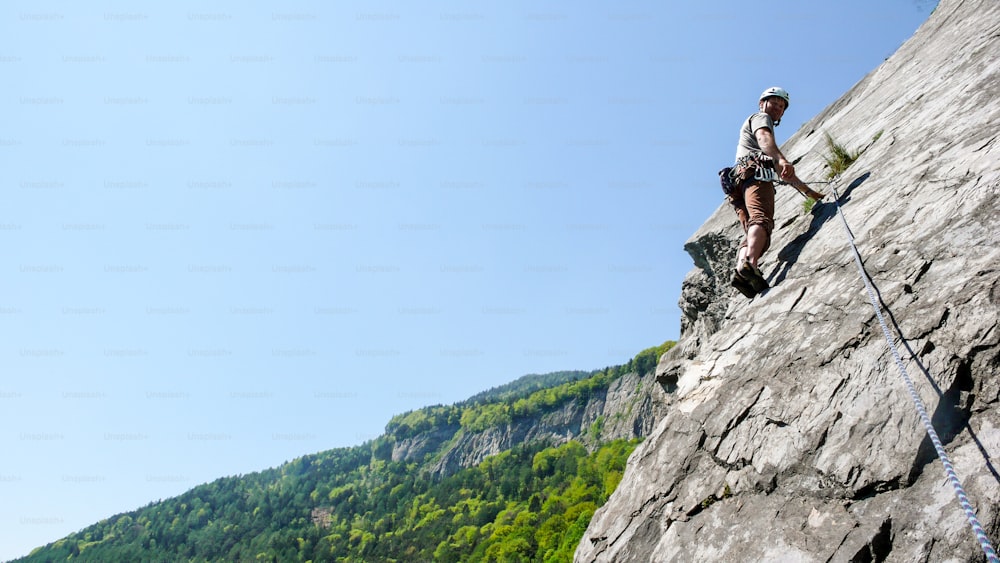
802 197 817 214
822 132 863 179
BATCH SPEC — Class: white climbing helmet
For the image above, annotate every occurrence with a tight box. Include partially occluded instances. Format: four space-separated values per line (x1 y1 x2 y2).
759 86 790 108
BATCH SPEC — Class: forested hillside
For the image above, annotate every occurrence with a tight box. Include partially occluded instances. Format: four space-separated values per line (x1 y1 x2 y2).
17 342 672 562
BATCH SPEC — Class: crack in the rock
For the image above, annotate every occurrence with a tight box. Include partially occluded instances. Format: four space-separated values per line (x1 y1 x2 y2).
716 324 753 353
814 411 843 451
911 260 932 286
824 521 862 563
851 477 903 502
849 517 893 562
707 450 750 473
765 417 789 428
587 489 676 561
711 386 765 457
973 134 998 152
789 286 808 312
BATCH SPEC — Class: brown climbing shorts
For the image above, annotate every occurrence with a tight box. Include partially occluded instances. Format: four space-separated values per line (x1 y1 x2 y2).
732 180 775 254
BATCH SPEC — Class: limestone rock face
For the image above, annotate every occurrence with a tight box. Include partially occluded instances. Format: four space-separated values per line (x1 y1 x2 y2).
576 0 1000 561
389 370 667 477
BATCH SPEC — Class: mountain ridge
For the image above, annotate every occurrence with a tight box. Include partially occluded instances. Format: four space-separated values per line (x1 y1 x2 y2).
13 342 672 561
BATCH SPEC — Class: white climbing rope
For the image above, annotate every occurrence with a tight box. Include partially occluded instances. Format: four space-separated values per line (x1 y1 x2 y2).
828 184 999 563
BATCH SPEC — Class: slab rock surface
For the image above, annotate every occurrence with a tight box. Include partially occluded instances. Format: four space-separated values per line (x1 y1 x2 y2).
576 0 1000 561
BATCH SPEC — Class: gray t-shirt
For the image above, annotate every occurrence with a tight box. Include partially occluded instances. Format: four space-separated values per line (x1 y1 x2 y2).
735 112 775 162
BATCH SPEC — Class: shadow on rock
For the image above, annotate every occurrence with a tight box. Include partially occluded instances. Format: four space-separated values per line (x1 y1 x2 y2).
869 280 1000 487
840 171 870 202
769 172 871 286
822 188 999 486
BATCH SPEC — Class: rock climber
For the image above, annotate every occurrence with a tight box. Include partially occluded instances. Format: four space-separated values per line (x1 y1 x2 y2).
729 86 826 298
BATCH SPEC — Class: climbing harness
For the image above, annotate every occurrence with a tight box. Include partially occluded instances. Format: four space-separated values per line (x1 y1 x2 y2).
730 153 779 188
829 183 999 563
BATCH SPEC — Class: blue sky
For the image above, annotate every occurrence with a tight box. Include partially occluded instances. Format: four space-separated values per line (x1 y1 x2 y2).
0 1 936 559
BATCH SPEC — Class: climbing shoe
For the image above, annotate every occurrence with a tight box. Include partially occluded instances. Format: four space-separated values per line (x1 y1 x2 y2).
731 270 758 299
737 259 770 293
